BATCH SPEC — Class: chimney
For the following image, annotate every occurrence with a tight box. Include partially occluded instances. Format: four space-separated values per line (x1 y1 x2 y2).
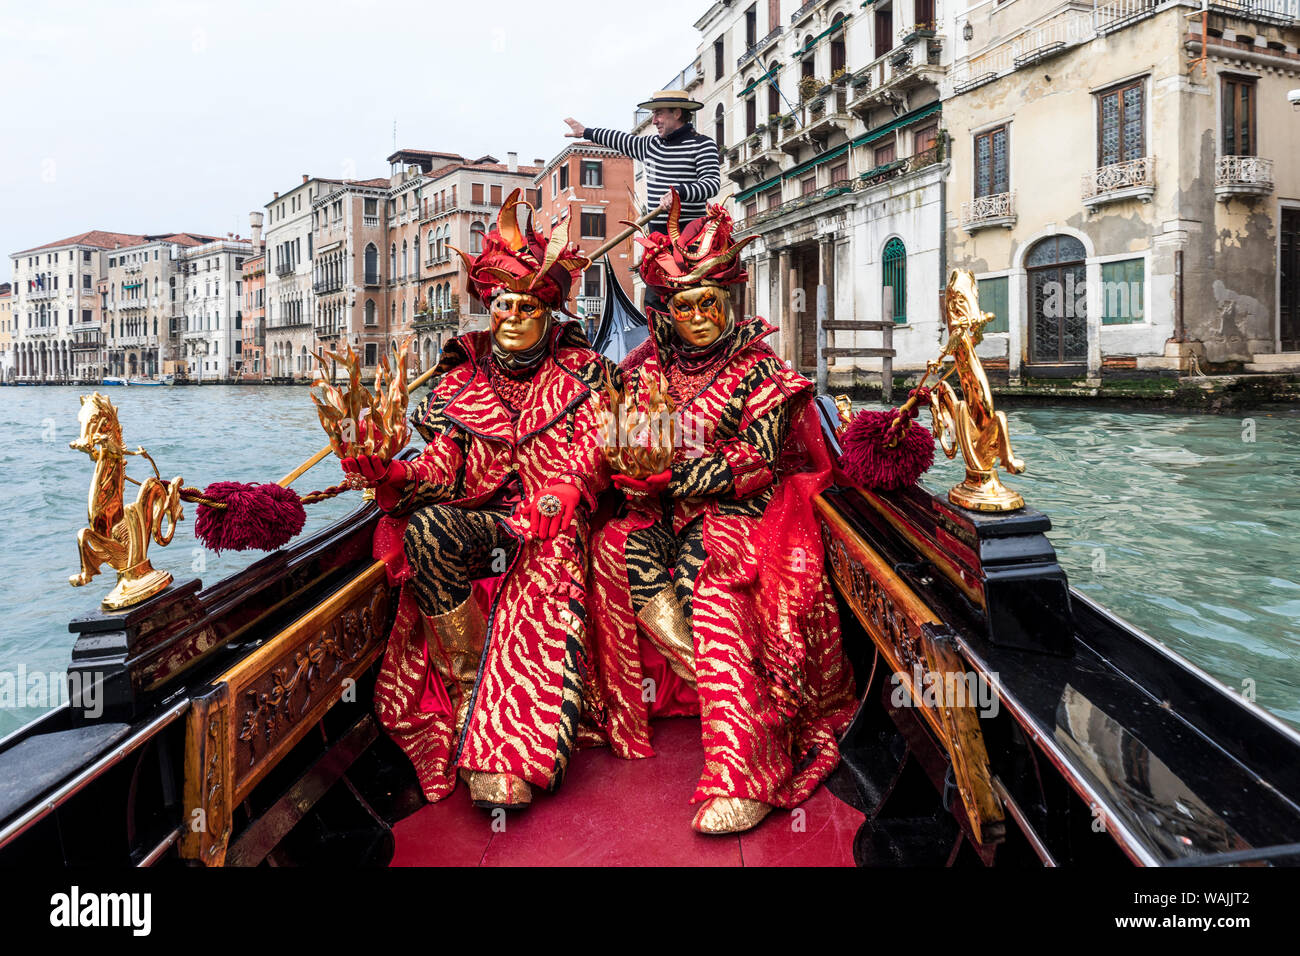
302 174 309 184
249 211 263 248
533 158 544 167
507 152 518 173
273 191 280 200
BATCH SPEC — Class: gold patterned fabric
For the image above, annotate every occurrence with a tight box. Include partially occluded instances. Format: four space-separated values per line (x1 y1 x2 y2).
587 316 858 810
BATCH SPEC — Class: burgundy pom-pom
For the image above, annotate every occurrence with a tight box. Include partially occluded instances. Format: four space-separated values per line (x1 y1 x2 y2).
839 394 936 491
193 482 306 553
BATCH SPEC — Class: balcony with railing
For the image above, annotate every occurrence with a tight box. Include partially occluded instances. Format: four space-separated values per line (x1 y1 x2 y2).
944 9 1092 99
70 328 103 350
1082 155 1156 209
28 287 55 301
726 128 785 183
275 260 294 276
1215 155 1273 201
738 25 783 70
734 179 859 235
961 191 1017 231
791 0 824 26
575 296 603 317
849 36 945 120
313 276 344 294
782 85 851 152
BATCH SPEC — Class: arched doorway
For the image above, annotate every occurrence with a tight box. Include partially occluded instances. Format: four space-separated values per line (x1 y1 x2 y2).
1026 235 1087 367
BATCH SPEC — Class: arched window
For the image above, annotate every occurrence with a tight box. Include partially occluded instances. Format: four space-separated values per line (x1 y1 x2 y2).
389 243 396 278
882 238 907 324
365 299 376 325
402 240 408 278
428 230 436 262
830 13 846 76
715 103 726 151
801 36 815 81
470 222 486 255
364 243 378 284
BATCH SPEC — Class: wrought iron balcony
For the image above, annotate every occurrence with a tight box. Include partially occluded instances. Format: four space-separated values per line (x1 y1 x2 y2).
1215 155 1273 201
737 26 782 70
961 191 1017 231
313 277 344 294
275 260 295 276
1082 156 1156 209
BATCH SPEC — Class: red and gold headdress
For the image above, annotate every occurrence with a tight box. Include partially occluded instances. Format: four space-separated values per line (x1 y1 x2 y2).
635 193 757 298
451 188 591 317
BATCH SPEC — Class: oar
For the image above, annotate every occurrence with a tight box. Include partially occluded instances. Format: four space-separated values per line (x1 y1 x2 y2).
278 363 441 487
583 207 658 264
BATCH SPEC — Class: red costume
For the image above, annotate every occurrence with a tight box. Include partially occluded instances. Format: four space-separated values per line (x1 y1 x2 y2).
589 199 857 832
360 192 612 808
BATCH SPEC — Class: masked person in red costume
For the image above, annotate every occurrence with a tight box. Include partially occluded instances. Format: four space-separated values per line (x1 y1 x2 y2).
341 190 611 811
589 195 857 834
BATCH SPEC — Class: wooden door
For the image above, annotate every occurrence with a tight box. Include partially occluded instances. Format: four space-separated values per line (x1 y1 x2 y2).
1282 208 1299 352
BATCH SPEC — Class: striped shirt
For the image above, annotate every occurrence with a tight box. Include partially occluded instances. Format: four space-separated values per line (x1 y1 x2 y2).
582 124 721 234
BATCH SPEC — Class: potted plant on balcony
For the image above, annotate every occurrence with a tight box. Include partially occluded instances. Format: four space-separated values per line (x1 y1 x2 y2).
900 21 937 44
781 113 797 131
850 69 872 90
746 133 760 148
754 122 768 136
809 96 826 117
799 75 823 103
831 68 848 86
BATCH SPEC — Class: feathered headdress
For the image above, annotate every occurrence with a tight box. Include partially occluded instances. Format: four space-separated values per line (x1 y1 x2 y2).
451 188 591 317
634 193 757 298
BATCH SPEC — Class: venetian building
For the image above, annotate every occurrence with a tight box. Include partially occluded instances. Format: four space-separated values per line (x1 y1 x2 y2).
0 284 12 382
944 0 1300 383
310 176 394 380
411 150 543 369
10 231 147 382
101 234 210 381
264 176 329 382
533 141 638 337
180 237 255 383
240 212 267 381
706 0 948 381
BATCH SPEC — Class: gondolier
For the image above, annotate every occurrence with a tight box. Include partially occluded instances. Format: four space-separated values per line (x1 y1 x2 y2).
565 90 721 309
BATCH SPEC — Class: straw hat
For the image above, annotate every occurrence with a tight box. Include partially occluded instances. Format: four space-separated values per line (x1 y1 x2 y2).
637 89 705 112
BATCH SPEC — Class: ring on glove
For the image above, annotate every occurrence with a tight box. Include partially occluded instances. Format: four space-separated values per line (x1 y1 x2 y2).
537 494 563 517
345 472 373 490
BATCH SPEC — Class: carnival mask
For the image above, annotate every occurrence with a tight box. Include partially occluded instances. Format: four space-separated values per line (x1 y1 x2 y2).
669 286 730 348
491 292 549 352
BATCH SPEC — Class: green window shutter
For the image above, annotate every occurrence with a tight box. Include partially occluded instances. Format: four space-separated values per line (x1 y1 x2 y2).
882 238 907 323
977 276 1009 333
1102 258 1144 325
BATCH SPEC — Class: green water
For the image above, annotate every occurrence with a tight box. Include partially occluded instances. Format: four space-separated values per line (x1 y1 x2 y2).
1 387 1298 737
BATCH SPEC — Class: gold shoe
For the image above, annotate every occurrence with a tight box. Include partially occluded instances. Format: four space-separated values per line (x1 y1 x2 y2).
691 796 772 835
422 597 486 737
464 770 533 810
637 586 696 684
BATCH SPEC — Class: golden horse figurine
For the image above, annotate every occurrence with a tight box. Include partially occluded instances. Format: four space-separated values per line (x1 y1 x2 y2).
929 270 1026 512
69 392 185 610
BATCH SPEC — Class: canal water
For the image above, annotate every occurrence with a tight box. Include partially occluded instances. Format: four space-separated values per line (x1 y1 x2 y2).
1 386 1298 739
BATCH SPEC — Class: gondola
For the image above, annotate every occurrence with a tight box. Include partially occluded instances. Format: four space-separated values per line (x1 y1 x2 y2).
3 284 1299 869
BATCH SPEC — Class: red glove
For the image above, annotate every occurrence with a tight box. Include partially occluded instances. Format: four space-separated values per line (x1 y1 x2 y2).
340 455 411 510
612 469 671 495
518 482 582 539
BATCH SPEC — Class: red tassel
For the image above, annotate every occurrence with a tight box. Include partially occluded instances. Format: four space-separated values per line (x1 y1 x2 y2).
838 391 936 491
193 481 307 553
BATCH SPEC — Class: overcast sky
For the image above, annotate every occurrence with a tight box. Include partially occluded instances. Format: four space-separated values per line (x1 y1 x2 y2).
0 0 706 263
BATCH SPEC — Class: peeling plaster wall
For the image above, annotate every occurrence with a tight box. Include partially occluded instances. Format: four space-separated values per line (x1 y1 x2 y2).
944 6 1300 371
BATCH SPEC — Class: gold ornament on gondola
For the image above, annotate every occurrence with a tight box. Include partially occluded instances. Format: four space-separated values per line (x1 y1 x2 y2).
309 337 413 462
68 392 185 610
598 369 677 480
928 270 1026 511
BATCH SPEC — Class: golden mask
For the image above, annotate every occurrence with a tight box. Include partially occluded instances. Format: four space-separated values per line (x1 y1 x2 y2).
491 292 549 352
669 286 730 348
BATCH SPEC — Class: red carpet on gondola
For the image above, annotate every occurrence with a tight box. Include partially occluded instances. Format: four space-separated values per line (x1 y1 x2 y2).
390 717 863 866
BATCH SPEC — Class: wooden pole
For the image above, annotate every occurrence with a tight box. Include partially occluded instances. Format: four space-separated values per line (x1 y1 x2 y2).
882 289 894 404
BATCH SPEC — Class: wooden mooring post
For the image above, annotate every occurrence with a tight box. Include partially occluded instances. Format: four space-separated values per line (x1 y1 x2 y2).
819 289 896 401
